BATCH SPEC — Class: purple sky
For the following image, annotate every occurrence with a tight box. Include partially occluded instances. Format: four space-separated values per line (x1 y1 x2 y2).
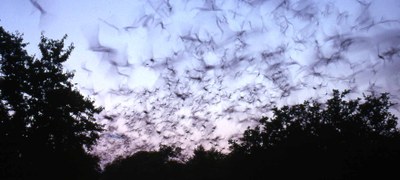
1 0 400 164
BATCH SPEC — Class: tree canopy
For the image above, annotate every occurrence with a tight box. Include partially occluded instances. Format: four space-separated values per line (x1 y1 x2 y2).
101 90 400 180
229 90 400 179
101 145 183 180
0 26 103 179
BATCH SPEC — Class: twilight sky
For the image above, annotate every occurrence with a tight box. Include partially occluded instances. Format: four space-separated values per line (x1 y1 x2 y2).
1 0 400 164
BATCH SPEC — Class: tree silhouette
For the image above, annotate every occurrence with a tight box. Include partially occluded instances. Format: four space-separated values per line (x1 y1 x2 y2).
101 145 183 180
229 90 400 179
99 90 399 179
186 145 227 180
0 26 103 179
101 145 229 180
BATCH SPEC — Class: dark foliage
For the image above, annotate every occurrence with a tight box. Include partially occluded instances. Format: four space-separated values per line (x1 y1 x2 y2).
101 145 228 180
0 26 103 179
101 90 400 180
229 90 400 179
101 145 184 180
185 145 227 180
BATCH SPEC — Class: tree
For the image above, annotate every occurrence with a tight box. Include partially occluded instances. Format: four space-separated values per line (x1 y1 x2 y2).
0 26 103 179
101 145 183 180
229 90 400 179
186 145 227 180
101 145 228 180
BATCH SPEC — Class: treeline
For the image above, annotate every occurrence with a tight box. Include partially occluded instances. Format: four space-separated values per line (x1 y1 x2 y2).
100 90 400 180
0 26 102 179
1 26 400 179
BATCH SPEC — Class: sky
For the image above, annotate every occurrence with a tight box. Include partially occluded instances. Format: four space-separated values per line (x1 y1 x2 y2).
1 0 400 164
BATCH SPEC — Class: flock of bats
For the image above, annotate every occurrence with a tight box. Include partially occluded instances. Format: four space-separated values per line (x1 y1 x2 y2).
29 0 400 164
